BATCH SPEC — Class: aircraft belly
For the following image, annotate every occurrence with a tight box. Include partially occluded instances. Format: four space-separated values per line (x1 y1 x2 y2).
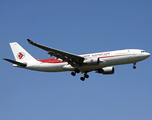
77 64 108 72
27 63 68 72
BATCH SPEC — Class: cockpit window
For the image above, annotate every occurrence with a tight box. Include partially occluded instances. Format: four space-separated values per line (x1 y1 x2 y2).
141 51 146 53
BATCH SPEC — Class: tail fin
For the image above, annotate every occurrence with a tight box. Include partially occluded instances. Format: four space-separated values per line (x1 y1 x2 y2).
10 42 36 62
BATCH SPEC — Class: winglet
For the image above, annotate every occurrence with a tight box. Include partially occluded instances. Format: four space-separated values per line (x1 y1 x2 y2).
27 39 34 44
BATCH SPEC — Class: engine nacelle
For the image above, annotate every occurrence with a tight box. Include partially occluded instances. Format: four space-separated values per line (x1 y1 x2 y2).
97 67 114 74
83 57 99 65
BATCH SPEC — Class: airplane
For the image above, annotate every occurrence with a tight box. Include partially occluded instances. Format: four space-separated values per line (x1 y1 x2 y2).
3 39 150 81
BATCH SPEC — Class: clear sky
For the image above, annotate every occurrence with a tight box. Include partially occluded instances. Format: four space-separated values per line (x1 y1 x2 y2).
0 0 152 120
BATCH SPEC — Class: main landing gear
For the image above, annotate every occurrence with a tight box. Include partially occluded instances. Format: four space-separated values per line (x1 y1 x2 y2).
71 71 76 76
71 69 80 76
80 73 89 81
71 71 89 81
133 62 136 69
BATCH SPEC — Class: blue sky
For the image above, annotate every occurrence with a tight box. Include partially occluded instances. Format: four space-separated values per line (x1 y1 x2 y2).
0 0 152 120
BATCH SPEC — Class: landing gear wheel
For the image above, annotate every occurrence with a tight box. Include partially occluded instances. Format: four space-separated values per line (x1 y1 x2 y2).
133 66 136 69
80 77 85 81
133 62 137 69
71 72 76 76
84 74 89 78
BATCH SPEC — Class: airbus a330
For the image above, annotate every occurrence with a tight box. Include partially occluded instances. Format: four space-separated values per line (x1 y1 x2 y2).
3 39 150 81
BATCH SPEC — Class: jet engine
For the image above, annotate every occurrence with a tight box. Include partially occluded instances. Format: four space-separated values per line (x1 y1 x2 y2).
96 67 114 74
83 57 99 65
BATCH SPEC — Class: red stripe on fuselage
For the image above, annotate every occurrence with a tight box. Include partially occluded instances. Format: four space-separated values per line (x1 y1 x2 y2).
36 58 66 63
36 54 132 63
99 54 132 59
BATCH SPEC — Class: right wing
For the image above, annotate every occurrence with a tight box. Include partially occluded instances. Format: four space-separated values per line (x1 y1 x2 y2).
27 39 84 66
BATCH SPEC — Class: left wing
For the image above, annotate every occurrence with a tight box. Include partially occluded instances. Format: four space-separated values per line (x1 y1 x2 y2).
27 39 84 66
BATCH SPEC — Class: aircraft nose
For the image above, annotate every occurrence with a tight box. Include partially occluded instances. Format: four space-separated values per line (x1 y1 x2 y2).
147 52 150 57
145 52 150 58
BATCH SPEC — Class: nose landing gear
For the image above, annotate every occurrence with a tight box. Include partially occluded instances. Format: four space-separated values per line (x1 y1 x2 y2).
133 62 136 69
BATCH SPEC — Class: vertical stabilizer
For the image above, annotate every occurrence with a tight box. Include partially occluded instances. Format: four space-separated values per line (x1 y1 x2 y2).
10 42 36 62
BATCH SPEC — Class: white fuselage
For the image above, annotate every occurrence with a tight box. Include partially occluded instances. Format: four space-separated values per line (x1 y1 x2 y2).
22 49 150 72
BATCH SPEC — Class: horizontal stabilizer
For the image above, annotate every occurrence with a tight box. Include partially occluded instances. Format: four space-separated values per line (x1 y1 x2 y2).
3 58 27 67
